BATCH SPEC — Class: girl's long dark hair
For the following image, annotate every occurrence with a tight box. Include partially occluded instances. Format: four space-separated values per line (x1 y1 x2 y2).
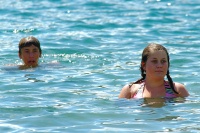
130 43 178 94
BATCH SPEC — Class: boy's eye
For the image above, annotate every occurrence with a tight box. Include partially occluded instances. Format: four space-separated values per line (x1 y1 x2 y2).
33 50 38 53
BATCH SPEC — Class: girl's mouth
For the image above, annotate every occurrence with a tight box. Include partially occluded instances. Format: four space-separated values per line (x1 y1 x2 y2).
155 70 163 72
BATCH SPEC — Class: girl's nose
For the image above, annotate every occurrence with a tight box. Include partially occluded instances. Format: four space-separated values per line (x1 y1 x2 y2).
156 62 162 67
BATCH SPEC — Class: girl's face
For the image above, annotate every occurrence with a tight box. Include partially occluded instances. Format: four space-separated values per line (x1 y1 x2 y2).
19 44 41 67
143 50 168 79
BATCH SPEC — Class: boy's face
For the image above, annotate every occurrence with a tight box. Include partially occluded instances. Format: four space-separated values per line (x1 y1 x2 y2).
19 44 41 67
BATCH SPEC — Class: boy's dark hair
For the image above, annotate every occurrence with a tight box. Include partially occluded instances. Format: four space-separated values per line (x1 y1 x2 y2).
18 36 42 54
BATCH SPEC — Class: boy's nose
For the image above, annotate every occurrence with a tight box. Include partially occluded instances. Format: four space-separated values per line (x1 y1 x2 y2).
29 53 34 57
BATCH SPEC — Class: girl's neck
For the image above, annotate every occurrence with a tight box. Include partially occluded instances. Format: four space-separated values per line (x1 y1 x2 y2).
144 78 165 88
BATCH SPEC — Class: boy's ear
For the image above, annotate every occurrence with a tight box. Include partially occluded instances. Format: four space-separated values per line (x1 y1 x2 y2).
18 52 22 59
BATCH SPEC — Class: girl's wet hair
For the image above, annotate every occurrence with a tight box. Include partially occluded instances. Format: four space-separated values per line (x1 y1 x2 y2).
18 36 42 54
133 43 178 94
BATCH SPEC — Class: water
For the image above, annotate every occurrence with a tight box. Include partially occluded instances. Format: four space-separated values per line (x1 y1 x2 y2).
0 0 200 132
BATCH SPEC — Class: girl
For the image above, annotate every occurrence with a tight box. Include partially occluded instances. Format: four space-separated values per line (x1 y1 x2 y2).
119 43 189 99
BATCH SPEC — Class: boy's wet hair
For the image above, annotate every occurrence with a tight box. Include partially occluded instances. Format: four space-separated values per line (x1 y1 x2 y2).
18 36 42 54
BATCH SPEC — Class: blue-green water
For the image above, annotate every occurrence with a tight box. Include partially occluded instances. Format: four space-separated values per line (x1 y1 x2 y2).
0 0 200 132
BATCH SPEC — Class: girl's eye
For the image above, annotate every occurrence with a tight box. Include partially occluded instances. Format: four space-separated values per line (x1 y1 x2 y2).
152 60 157 63
161 60 166 63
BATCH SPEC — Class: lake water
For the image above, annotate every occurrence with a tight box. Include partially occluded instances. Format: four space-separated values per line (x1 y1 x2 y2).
0 0 200 132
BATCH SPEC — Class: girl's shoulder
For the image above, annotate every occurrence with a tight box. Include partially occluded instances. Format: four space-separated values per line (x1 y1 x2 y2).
173 82 189 97
129 82 144 98
119 82 143 99
129 83 142 91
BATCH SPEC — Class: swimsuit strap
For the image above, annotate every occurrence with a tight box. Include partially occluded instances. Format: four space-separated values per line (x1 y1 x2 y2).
132 81 145 98
164 81 177 98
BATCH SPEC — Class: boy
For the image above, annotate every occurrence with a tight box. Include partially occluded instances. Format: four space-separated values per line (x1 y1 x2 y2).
18 36 42 69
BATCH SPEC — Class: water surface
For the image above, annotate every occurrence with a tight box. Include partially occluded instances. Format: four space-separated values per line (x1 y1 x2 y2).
0 0 200 132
